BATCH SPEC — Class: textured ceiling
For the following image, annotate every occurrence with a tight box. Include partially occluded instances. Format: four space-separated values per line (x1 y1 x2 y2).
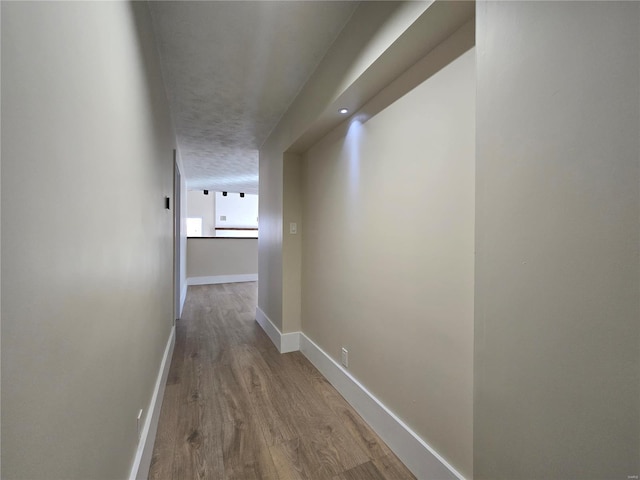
149 1 358 194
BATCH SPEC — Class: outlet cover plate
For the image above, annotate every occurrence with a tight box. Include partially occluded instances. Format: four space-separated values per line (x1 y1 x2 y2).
341 347 348 368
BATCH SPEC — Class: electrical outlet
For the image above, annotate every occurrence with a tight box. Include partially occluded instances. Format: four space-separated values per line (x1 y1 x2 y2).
341 347 349 368
137 409 143 439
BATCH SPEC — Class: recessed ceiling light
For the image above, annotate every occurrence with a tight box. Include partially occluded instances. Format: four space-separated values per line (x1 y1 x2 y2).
339 108 349 114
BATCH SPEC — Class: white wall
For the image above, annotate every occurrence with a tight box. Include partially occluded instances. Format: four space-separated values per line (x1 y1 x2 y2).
475 1 640 478
186 191 258 237
1 3 176 478
301 46 475 479
186 190 215 236
215 191 258 228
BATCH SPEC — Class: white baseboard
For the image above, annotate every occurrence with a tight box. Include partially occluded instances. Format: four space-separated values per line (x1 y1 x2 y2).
299 334 465 480
187 273 258 286
129 326 176 480
255 307 280 350
255 307 300 354
281 331 300 353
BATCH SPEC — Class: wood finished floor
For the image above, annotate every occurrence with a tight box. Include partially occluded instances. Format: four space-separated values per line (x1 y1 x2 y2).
149 282 415 480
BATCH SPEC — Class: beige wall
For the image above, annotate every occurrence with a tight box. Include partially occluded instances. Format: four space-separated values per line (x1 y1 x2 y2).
475 1 640 478
301 47 475 479
282 153 303 332
187 238 258 278
259 139 284 329
1 3 176 479
260 1 442 332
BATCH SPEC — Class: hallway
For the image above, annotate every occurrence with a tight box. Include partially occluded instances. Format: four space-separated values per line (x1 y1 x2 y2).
149 283 414 480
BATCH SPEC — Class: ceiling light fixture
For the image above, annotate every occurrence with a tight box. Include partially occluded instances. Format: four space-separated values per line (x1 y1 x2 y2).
339 108 349 114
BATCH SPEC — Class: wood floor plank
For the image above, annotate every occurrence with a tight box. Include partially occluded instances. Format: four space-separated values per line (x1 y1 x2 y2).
371 453 417 480
272 349 415 479
150 282 415 480
230 344 298 446
172 331 225 479
148 383 179 480
308 372 415 478
258 350 371 475
333 460 387 480
217 357 280 480
298 425 368 479
268 437 318 480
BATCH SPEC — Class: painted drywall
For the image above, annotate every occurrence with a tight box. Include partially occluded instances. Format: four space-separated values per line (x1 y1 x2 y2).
282 153 303 333
260 1 436 332
215 191 258 228
179 157 188 316
1 3 176 479
187 190 215 237
301 46 475 478
186 238 258 278
475 2 640 478
259 138 284 329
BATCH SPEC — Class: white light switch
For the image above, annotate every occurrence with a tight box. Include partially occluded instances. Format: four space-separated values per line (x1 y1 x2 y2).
289 222 297 234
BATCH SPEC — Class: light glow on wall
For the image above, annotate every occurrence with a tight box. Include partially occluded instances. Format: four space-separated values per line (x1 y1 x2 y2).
344 119 364 199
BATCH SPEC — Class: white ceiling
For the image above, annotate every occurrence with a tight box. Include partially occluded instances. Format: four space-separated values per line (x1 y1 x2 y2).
148 1 358 194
